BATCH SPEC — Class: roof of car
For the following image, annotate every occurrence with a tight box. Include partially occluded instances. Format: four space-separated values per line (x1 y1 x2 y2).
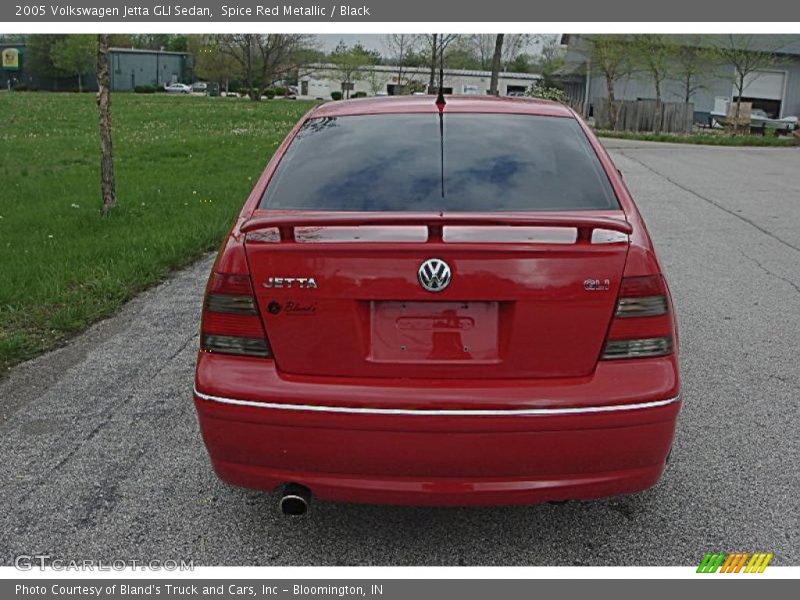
309 95 576 119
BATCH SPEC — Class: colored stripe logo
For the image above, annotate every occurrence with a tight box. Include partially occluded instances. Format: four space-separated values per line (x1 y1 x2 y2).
697 552 773 573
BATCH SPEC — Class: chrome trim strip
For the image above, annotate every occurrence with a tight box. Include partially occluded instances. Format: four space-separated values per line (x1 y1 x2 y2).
193 388 681 417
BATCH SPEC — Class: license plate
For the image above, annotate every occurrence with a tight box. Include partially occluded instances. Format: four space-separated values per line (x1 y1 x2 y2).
369 301 500 363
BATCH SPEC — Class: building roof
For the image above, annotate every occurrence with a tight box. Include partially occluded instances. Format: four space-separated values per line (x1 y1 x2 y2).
0 42 188 57
109 47 188 56
308 63 541 81
309 95 573 118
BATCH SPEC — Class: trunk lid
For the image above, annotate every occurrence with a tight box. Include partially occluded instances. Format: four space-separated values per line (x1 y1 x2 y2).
244 211 630 379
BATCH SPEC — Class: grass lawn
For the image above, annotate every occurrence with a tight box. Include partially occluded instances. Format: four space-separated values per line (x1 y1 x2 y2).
595 129 797 147
0 92 316 374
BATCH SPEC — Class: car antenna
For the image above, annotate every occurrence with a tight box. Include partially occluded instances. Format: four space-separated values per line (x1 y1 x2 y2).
436 45 445 198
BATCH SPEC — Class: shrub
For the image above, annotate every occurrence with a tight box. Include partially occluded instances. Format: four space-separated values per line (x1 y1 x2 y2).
12 84 38 92
351 91 367 98
526 83 568 103
264 88 276 99
134 85 157 94
274 86 287 96
330 91 343 101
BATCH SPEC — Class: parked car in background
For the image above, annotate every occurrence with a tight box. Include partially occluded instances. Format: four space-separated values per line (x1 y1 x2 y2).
193 96 681 515
164 83 191 94
191 82 209 94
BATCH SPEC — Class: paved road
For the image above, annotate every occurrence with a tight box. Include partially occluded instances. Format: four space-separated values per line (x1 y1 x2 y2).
1 140 798 566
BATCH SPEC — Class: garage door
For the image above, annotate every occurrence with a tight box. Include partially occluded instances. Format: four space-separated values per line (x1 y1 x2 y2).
738 70 785 100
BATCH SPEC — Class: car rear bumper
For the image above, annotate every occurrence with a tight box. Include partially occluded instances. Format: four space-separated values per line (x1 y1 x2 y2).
193 355 681 506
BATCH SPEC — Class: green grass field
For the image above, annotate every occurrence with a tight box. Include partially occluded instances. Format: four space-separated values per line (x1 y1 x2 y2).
0 92 316 373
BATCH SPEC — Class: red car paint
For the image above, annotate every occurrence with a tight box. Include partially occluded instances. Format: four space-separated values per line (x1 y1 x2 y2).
193 96 680 507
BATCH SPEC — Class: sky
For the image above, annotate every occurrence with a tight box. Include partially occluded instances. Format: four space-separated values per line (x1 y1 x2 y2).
313 34 552 56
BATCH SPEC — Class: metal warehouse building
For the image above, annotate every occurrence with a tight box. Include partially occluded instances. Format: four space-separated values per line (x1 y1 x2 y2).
0 43 191 91
560 34 800 123
298 64 541 99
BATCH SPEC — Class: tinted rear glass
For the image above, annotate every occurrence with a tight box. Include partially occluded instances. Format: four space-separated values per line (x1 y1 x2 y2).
260 113 618 212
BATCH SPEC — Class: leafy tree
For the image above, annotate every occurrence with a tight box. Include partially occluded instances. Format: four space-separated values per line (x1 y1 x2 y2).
441 44 482 71
507 53 534 73
107 34 135 48
713 35 791 133
364 67 389 95
165 35 188 52
580 35 632 130
51 35 96 92
350 43 382 65
630 34 674 133
25 35 66 81
329 41 370 99
130 34 187 51
533 36 566 88
188 35 241 92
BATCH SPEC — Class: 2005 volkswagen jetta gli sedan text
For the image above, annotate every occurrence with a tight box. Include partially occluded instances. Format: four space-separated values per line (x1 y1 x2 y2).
192 95 680 514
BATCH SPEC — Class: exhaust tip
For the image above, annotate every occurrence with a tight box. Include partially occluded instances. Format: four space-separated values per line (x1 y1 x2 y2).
279 483 311 516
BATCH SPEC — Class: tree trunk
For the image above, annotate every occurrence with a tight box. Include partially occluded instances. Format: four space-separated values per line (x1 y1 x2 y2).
96 34 116 217
606 78 617 131
428 34 437 93
489 34 504 96
78 73 83 93
684 73 691 105
653 76 662 134
734 74 744 135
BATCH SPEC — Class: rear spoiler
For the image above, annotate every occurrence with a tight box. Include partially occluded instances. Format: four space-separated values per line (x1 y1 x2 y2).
241 213 632 243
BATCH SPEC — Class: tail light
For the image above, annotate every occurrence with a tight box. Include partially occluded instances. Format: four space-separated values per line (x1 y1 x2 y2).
201 272 271 358
602 274 674 360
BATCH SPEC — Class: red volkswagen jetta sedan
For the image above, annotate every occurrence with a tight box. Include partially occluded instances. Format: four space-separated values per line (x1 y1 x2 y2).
193 96 680 514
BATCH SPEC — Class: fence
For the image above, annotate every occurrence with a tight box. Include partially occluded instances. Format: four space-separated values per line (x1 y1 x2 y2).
593 98 694 133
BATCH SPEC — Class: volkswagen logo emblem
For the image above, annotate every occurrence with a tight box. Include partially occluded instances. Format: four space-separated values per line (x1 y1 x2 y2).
418 258 452 292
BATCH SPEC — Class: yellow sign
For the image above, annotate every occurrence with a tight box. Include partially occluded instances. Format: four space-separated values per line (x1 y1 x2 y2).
2 48 20 70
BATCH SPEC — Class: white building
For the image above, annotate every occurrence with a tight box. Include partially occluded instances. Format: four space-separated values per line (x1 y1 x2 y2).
298 64 541 99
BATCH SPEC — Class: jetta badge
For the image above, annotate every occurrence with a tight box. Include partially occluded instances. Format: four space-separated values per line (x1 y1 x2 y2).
263 277 318 289
418 258 451 292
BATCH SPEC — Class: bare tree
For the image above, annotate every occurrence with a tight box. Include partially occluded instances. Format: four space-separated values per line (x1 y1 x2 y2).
501 34 531 68
96 34 116 216
424 34 459 93
669 36 719 104
471 34 531 70
489 34 504 96
714 34 790 133
218 34 312 100
580 35 632 131
383 34 419 90
470 34 496 70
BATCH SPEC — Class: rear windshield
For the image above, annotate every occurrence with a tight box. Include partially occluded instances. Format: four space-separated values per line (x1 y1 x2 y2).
260 113 618 212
